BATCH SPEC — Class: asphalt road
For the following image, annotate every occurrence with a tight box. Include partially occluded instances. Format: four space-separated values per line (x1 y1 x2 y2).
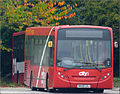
0 87 119 94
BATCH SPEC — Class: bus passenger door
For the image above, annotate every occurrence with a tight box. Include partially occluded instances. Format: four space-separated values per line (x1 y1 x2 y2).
48 45 54 88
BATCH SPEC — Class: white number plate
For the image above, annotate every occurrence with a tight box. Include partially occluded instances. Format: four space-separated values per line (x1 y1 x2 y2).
77 84 91 88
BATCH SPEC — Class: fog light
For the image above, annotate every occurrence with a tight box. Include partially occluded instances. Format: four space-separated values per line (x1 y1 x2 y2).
58 72 61 75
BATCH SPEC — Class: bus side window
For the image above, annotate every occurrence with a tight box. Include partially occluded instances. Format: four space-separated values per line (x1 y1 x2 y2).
13 35 25 62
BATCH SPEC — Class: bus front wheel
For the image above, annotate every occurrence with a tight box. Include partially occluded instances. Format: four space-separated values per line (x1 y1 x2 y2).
94 89 104 93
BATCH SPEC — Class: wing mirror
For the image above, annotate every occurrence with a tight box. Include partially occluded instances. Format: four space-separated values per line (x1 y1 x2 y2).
114 41 118 48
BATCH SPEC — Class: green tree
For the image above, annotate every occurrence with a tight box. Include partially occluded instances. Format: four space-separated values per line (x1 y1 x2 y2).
62 0 119 40
1 0 77 32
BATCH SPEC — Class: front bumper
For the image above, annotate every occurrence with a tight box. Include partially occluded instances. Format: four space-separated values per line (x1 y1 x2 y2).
54 75 113 89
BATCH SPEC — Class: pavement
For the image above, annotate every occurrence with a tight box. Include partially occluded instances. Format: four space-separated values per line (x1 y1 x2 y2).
0 87 119 94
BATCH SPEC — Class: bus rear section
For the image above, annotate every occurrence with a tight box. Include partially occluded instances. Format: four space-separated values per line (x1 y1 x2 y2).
12 32 25 83
53 26 113 93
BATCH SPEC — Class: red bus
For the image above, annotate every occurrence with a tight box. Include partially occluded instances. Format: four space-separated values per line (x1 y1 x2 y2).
12 25 113 93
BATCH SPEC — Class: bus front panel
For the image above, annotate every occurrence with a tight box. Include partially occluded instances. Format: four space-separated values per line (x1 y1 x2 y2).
54 27 113 89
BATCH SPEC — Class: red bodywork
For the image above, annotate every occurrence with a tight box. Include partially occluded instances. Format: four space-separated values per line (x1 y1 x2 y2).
12 25 113 89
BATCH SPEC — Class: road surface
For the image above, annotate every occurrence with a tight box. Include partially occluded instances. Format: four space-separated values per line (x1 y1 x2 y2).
0 87 119 94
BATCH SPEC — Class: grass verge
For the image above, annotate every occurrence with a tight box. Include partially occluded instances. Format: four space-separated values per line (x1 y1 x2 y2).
0 80 25 87
113 77 120 87
0 77 120 87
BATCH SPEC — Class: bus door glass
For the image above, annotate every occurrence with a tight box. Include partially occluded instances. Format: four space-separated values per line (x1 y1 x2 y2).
48 36 55 87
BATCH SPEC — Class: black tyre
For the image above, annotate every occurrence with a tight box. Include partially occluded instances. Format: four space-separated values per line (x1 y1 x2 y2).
46 75 49 91
30 71 37 91
94 89 104 93
38 88 44 91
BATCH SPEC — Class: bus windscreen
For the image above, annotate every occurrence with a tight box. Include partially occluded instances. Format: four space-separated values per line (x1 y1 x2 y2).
57 28 111 69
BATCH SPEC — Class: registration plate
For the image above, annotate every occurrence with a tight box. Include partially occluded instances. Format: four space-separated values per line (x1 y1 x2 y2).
77 84 91 88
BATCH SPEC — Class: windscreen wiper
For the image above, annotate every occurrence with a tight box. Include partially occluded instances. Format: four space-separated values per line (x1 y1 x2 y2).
64 65 82 71
83 62 102 72
93 65 102 72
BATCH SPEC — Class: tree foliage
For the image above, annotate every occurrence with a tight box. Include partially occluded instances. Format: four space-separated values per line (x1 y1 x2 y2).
0 0 77 51
62 0 119 41
0 0 76 32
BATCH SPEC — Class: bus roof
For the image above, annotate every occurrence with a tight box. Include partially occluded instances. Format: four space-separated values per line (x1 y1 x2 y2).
13 31 25 36
26 26 54 36
13 25 112 36
57 25 112 30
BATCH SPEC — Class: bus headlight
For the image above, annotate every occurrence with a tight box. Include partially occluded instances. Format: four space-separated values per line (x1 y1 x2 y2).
100 72 110 80
61 75 64 78
104 75 107 78
57 71 69 80
107 73 110 76
58 72 61 75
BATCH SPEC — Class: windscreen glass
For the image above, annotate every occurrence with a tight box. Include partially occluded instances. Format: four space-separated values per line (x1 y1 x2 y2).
57 28 111 69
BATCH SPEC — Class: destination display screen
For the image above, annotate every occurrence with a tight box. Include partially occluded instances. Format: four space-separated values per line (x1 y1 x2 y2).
66 29 103 38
